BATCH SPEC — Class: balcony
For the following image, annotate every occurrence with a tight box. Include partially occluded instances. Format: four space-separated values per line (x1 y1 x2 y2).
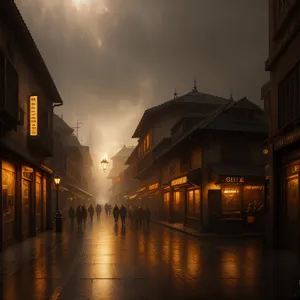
28 129 53 158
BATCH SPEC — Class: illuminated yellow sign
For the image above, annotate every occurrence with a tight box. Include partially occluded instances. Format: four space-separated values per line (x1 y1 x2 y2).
149 183 159 191
225 177 244 184
171 176 187 186
30 96 38 136
129 194 137 199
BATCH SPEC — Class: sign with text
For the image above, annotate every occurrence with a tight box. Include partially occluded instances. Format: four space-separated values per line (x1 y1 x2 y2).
30 96 38 136
274 128 300 150
171 176 187 186
224 176 245 184
149 183 159 191
136 187 146 193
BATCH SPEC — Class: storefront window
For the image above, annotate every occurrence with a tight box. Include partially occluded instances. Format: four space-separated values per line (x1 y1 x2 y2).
2 163 16 222
164 192 170 210
173 191 181 211
286 177 299 221
188 190 194 216
222 185 241 215
36 175 42 215
194 189 201 217
243 185 264 211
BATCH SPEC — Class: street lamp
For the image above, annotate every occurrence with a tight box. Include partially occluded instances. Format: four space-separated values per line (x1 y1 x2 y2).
54 174 63 233
101 158 109 172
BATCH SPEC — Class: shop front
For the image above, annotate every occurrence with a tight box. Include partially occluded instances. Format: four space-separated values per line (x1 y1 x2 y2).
163 186 171 222
169 168 202 224
208 169 265 233
144 183 161 218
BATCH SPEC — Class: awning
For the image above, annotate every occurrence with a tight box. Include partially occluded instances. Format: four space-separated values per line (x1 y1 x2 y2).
68 184 94 199
51 182 69 192
211 165 265 184
170 168 201 188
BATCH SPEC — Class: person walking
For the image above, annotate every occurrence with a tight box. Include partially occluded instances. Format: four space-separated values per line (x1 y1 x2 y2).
82 205 87 224
69 206 75 223
120 204 127 227
113 205 120 224
88 204 94 222
76 206 83 227
105 203 108 216
96 204 102 219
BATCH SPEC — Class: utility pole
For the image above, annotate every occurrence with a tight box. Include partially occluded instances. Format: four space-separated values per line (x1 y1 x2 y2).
72 120 82 140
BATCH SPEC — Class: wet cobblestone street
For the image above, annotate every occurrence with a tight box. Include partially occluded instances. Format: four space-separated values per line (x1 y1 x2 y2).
0 217 298 300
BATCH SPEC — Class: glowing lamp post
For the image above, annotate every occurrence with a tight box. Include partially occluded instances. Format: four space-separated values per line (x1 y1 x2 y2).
101 158 109 172
54 174 63 233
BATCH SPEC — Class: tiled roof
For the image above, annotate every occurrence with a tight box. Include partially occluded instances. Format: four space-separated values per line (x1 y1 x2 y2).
111 146 135 160
211 165 265 177
132 89 230 137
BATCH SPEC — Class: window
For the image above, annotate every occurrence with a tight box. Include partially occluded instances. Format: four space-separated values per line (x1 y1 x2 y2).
188 190 194 215
173 191 181 211
278 64 300 130
36 175 42 215
2 162 16 222
222 186 241 215
164 192 170 211
187 189 201 218
139 131 151 157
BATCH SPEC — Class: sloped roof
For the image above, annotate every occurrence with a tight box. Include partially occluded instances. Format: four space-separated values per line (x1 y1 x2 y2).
111 146 135 160
1 1 62 104
132 87 229 138
53 115 74 134
151 98 267 165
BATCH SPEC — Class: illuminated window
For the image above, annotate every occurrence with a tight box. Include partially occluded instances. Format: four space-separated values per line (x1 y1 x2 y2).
188 190 194 216
173 191 181 211
36 175 42 216
222 186 241 214
2 163 16 222
164 192 170 210
194 189 201 217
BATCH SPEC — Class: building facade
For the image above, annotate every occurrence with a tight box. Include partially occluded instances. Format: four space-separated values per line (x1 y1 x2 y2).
0 1 63 249
265 0 300 251
128 96 267 234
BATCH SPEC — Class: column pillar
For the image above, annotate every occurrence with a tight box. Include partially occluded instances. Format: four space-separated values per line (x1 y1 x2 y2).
46 174 52 230
15 163 22 241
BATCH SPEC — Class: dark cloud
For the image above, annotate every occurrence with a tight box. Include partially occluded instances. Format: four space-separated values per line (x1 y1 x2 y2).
16 0 268 152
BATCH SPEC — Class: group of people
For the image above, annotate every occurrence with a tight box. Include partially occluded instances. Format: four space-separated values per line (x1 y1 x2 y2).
69 202 152 228
69 204 102 227
128 205 151 226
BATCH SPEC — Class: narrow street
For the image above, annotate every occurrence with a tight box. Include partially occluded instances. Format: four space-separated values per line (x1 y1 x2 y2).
0 217 297 300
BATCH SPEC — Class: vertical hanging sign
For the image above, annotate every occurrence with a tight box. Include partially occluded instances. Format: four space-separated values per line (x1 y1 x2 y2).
30 96 38 136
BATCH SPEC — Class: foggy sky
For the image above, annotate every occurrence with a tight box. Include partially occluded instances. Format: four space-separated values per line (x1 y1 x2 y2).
16 0 268 195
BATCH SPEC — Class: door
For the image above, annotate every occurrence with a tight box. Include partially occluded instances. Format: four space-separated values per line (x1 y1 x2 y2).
208 190 222 231
22 179 31 237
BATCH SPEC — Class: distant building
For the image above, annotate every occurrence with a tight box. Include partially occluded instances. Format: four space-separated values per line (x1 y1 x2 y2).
107 145 135 204
0 1 63 249
264 0 300 251
48 115 94 216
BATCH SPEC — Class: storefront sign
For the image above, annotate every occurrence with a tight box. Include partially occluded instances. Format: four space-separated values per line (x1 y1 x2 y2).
244 185 264 190
225 176 244 184
29 96 38 136
171 176 187 186
129 194 137 200
149 183 159 191
274 128 300 150
223 189 239 194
